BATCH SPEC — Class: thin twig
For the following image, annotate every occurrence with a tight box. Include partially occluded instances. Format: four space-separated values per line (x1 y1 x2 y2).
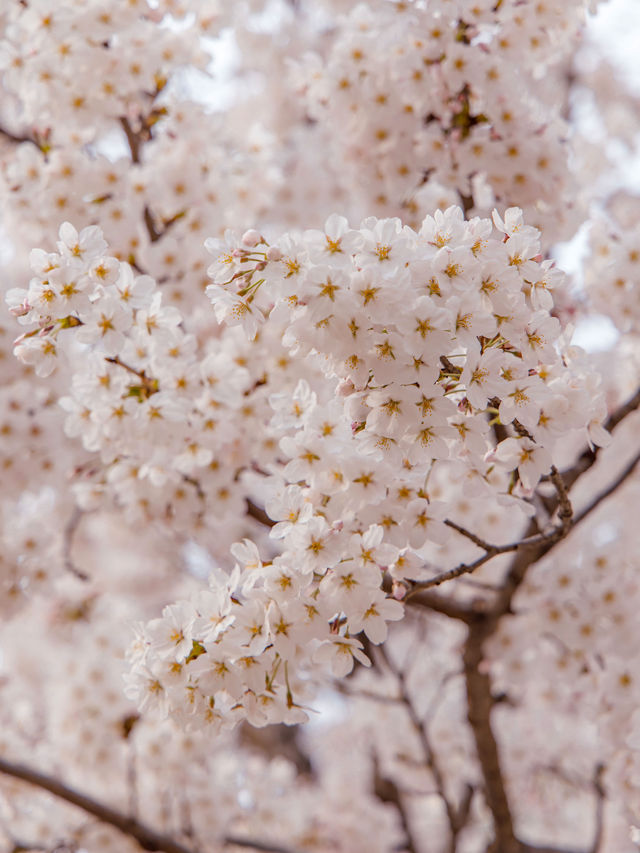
382 574 475 621
444 518 494 551
409 469 573 596
377 646 464 851
336 684 404 706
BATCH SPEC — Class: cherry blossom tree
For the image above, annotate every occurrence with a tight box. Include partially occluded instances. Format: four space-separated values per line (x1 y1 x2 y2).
1 1 640 852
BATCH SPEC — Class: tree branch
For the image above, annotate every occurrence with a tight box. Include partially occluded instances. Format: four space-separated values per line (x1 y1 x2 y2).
62 508 89 581
246 499 275 528
407 467 573 597
371 752 419 853
377 646 468 852
463 620 520 853
0 757 299 853
119 116 141 164
590 764 605 853
382 574 475 622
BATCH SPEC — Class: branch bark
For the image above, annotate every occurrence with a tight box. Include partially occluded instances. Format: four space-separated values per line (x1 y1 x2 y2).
119 116 141 164
463 619 520 853
62 508 89 581
0 757 299 853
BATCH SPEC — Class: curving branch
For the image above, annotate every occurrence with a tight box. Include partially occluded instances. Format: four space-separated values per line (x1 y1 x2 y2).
408 467 573 598
245 498 275 528
0 757 299 853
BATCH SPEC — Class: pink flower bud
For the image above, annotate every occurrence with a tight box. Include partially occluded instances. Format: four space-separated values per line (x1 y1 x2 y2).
266 246 282 261
392 582 407 601
242 229 261 247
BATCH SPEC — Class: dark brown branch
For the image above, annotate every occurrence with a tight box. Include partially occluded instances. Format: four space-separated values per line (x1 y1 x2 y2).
381 573 475 621
0 757 299 853
409 467 573 596
119 116 141 164
406 525 565 595
336 683 403 706
463 621 519 853
489 451 639 624
142 205 186 245
590 764 605 853
143 206 162 242
246 499 275 528
7 839 48 852
0 756 195 853
603 385 640 434
444 518 494 550
447 468 573 850
62 508 89 581
407 549 508 593
371 753 418 853
404 401 636 853
405 588 475 620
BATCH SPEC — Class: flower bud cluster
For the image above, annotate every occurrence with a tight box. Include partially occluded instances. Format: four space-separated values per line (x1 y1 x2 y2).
0 1 218 134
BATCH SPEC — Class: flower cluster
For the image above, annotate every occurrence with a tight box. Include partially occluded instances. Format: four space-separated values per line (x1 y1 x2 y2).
7 224 259 542
117 207 609 730
292 0 599 238
586 212 640 336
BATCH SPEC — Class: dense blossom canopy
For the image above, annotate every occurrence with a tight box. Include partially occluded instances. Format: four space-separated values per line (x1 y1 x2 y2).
1 1 640 853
